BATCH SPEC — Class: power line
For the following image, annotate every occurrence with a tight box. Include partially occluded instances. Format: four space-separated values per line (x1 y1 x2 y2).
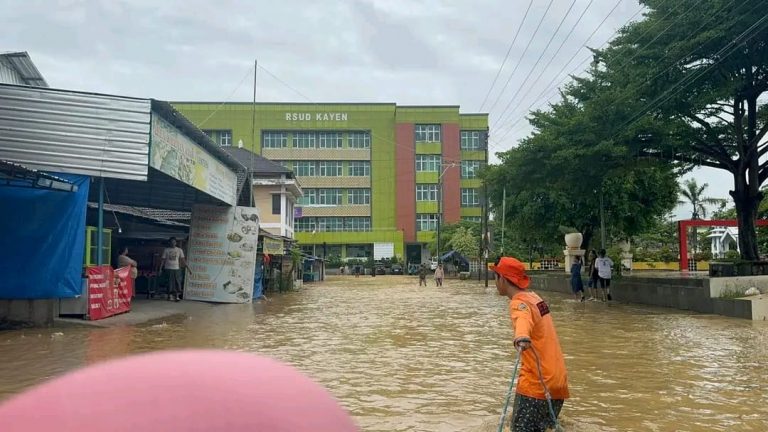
486 0 557 115
493 0 734 149
490 0 580 128
258 64 314 102
609 11 768 143
198 65 254 127
490 4 644 145
478 0 535 112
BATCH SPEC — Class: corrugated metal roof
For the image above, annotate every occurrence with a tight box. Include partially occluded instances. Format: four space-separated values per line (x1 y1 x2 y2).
87 203 190 226
0 52 48 87
0 83 151 180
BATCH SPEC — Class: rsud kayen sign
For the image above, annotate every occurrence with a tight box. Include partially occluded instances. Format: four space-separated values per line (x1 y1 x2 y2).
285 112 348 121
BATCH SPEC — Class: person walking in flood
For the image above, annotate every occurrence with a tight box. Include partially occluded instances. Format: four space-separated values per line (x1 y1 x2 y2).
491 256 569 431
418 264 428 287
434 263 444 287
586 249 599 300
595 249 614 302
570 256 585 302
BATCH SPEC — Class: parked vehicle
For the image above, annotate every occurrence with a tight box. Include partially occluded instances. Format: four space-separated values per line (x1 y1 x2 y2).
429 258 438 271
375 266 386 275
391 265 403 275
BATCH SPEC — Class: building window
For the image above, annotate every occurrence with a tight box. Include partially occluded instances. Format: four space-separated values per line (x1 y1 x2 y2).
317 217 344 232
347 244 372 258
461 161 481 179
416 184 439 201
295 218 316 232
294 161 316 177
298 189 317 205
344 217 371 232
263 132 287 149
348 161 370 177
293 132 316 149
202 130 233 147
219 131 232 146
348 131 371 149
460 131 483 150
272 194 281 215
318 188 342 205
461 188 481 207
415 124 441 142
318 132 342 149
319 161 343 177
462 216 482 223
416 155 441 172
348 188 371 205
416 214 439 231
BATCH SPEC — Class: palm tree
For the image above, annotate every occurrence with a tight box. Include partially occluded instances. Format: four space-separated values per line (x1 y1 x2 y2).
679 179 725 254
679 179 724 220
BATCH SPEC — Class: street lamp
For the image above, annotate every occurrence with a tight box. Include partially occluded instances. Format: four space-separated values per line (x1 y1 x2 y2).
436 162 457 264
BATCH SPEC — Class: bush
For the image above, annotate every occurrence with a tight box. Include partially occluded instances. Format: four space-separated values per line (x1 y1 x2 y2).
724 250 741 260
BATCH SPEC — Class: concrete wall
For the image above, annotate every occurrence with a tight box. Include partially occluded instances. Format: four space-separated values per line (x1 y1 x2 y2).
0 299 58 327
529 273 757 320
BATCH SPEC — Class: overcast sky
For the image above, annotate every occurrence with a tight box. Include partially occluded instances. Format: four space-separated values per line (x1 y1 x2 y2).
2 0 732 217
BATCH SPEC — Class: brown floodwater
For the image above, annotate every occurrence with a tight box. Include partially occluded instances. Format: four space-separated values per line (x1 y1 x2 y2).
1 275 766 431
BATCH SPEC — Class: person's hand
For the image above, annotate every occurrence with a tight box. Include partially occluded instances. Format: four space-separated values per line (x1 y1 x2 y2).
514 338 531 352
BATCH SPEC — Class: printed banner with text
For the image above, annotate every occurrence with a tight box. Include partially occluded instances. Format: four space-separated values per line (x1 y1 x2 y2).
184 205 259 303
87 265 133 321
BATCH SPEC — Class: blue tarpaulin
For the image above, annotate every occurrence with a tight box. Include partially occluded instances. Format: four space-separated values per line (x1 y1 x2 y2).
0 173 90 299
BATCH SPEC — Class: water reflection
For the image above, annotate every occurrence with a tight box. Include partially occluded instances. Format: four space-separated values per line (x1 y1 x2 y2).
0 276 766 431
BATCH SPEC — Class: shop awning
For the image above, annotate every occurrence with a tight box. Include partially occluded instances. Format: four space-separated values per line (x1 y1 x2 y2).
0 159 77 192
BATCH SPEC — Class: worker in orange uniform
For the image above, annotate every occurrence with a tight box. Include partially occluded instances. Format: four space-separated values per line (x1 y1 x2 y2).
491 256 569 431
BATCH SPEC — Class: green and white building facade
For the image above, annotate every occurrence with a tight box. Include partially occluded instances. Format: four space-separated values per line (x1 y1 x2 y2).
172 103 488 264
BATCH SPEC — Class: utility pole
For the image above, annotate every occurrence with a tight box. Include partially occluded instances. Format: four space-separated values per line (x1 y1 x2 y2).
600 188 606 250
436 163 454 263
501 187 506 255
483 181 489 287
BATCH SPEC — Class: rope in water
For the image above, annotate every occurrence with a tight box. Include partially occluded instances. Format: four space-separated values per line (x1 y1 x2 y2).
531 346 564 432
497 354 521 432
497 347 564 432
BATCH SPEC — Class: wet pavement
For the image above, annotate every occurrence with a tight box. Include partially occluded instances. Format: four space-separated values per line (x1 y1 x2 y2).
1 275 767 431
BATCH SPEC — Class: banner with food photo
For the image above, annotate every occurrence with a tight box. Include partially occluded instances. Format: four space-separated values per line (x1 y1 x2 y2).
184 204 260 303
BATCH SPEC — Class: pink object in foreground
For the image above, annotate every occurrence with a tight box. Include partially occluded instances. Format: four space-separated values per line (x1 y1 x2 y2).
0 350 359 432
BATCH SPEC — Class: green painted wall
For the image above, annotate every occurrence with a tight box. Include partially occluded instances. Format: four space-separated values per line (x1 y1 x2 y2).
416 201 438 213
461 208 482 217
416 143 442 154
416 231 436 243
396 107 460 123
461 179 482 188
459 114 489 129
461 150 486 160
415 172 439 183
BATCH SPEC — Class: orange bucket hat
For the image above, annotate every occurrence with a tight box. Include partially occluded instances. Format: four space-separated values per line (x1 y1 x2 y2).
489 257 530 289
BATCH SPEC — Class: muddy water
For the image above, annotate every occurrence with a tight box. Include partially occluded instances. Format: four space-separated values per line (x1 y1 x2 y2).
1 276 767 431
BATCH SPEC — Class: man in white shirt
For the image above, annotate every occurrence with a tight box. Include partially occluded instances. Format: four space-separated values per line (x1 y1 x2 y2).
595 249 614 302
159 237 186 302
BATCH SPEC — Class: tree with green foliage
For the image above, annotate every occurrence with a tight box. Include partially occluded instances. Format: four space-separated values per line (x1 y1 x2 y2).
591 0 768 260
447 226 478 259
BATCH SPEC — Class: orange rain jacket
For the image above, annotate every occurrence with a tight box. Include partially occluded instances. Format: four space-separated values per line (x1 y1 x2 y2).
509 290 570 400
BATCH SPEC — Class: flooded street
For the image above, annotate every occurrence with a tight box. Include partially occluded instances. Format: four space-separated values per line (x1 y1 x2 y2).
1 275 767 431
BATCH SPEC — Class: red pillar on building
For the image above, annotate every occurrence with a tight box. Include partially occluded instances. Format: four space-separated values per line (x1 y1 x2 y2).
442 123 461 224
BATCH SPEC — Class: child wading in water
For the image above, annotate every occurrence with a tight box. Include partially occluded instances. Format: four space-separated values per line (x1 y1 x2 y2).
418 264 428 287
570 256 586 301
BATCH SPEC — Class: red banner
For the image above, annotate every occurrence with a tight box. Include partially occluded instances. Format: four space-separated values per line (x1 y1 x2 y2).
86 265 133 320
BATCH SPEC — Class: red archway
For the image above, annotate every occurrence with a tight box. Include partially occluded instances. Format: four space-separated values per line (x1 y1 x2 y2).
677 219 768 270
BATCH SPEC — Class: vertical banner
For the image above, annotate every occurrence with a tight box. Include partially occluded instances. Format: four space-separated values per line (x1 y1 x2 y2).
86 265 132 320
185 204 259 303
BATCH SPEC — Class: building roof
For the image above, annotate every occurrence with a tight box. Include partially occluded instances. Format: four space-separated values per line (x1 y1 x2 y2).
222 146 293 177
0 52 48 87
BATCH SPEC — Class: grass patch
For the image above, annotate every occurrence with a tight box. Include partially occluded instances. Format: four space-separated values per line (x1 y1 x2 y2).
719 287 749 299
